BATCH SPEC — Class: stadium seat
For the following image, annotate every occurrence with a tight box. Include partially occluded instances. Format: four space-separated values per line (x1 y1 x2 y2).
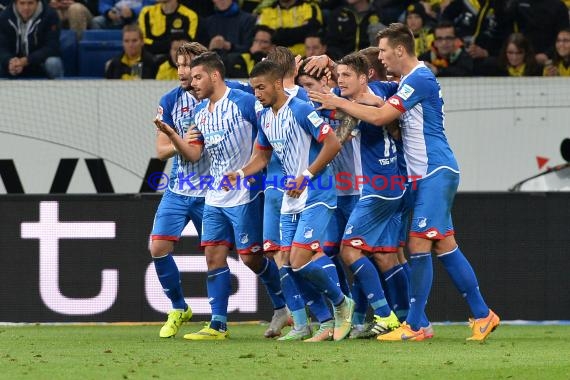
81 29 123 41
78 40 123 77
59 30 78 77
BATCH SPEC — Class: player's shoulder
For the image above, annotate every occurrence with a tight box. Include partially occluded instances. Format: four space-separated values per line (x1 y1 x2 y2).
405 64 438 88
289 96 315 115
225 80 253 94
228 87 256 104
369 80 398 98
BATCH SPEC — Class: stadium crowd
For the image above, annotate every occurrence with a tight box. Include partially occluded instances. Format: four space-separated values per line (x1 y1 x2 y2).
1 0 570 79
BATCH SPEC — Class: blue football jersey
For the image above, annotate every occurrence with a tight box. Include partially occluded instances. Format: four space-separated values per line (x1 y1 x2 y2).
387 63 459 179
257 97 336 214
156 86 210 197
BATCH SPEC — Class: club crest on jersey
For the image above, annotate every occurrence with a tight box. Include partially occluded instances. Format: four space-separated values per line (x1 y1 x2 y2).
307 111 324 128
239 233 249 244
303 227 314 239
397 84 415 100
417 217 427 228
345 224 354 235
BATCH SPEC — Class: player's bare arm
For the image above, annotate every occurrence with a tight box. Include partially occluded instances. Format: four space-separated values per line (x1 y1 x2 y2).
155 131 176 160
287 130 341 199
226 143 272 189
309 90 401 127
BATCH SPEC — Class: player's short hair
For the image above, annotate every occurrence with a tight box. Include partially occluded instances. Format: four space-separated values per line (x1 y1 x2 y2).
358 46 387 80
177 42 208 60
122 24 143 40
250 60 283 82
190 51 226 79
338 52 370 77
376 23 415 56
266 46 296 77
297 57 326 81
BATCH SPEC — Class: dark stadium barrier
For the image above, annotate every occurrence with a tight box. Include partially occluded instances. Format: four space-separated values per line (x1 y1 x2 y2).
1 193 569 323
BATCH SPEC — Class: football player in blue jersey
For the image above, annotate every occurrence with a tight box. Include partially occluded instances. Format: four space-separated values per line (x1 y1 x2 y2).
310 23 499 342
332 53 405 338
151 42 210 338
178 52 283 340
229 60 356 342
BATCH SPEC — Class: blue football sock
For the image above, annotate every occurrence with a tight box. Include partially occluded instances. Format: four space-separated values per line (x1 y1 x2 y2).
293 261 344 306
323 246 352 297
207 267 230 332
382 264 410 322
153 253 186 310
406 253 433 331
290 269 332 323
438 246 489 319
279 266 307 327
314 255 341 291
255 257 286 310
349 257 391 317
351 280 367 325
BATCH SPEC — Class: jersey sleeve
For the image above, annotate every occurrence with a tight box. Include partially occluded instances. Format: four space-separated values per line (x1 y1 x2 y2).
387 74 429 113
296 102 333 143
239 91 260 126
157 92 174 127
255 112 273 151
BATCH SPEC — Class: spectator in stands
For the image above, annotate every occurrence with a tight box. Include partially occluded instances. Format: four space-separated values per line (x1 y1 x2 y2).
543 28 570 76
256 0 323 57
205 0 256 57
419 20 473 76
49 0 94 39
92 0 152 29
224 24 274 78
155 33 190 80
371 0 411 24
326 0 383 59
405 2 434 56
138 0 200 58
105 23 157 79
442 0 509 75
181 0 215 17
503 0 569 65
493 32 542 77
0 0 64 78
304 30 328 58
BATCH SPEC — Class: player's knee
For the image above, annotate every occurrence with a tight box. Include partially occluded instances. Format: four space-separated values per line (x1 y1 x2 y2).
149 239 174 257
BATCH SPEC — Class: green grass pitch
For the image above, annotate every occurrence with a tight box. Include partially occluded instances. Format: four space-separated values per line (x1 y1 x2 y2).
2 324 570 380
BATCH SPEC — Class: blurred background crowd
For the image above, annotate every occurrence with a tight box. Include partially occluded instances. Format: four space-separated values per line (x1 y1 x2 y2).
1 0 569 79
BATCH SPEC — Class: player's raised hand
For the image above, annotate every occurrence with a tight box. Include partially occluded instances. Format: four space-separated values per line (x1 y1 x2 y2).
308 91 339 110
285 174 309 198
303 55 331 77
154 118 176 137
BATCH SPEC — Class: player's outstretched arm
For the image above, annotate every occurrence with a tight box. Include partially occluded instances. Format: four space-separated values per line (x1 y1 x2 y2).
286 131 341 199
225 144 272 190
240 144 273 177
309 91 402 126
